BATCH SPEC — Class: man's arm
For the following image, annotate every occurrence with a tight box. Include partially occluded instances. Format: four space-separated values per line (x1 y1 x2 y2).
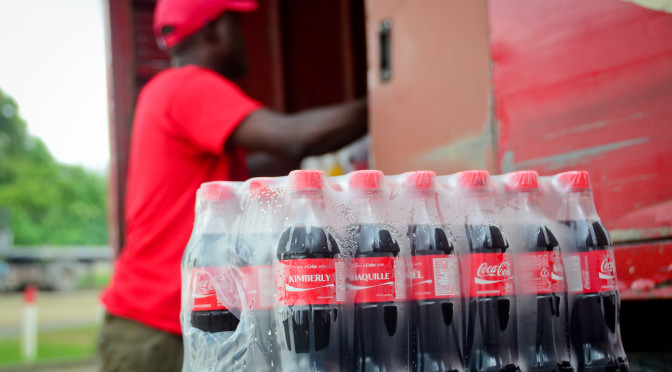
246 152 300 178
229 99 367 161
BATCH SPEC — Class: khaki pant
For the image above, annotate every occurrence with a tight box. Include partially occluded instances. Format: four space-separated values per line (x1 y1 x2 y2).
98 312 183 372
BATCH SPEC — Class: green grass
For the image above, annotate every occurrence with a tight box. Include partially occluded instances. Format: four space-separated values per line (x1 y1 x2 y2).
76 265 111 289
0 324 99 367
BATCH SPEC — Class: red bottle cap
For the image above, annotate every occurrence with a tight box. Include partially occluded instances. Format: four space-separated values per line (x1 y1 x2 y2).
456 170 491 190
403 170 436 190
249 178 277 198
199 182 236 200
505 170 539 192
554 171 591 192
289 170 325 191
349 170 384 190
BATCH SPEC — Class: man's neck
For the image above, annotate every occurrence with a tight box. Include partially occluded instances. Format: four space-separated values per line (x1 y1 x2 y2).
170 49 240 80
170 49 219 72
172 55 207 69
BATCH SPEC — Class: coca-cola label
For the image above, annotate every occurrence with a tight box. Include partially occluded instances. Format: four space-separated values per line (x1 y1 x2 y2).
517 251 566 295
469 253 515 297
347 256 403 303
276 258 338 306
191 267 228 311
564 250 618 294
411 255 460 300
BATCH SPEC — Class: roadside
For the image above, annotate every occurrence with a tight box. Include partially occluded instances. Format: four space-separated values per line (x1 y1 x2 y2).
0 285 104 371
0 289 104 338
0 358 97 372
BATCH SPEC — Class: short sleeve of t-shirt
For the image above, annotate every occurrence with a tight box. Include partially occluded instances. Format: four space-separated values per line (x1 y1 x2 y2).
170 68 261 154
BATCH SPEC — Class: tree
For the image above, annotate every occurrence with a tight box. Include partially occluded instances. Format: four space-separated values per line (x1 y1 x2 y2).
0 88 108 245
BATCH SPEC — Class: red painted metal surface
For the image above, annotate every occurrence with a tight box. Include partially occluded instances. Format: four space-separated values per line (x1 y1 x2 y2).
237 0 286 111
615 240 672 300
489 0 672 243
132 0 169 83
105 0 137 256
487 0 672 300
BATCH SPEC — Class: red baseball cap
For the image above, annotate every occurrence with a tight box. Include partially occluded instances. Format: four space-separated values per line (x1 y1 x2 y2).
154 0 258 51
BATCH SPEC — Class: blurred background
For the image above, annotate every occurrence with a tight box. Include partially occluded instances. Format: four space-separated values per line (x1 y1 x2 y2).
0 0 671 370
0 0 110 370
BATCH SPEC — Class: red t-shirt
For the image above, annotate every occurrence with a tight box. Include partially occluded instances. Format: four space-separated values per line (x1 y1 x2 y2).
102 65 261 334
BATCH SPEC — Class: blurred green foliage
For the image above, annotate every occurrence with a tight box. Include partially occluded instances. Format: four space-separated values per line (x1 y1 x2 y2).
0 88 108 245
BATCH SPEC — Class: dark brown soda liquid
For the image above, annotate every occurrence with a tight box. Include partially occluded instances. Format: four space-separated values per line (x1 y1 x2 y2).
562 220 628 372
409 224 463 372
277 225 342 371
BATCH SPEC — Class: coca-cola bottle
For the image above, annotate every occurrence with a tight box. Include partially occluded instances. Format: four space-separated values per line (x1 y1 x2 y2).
457 170 520 372
181 182 242 371
346 170 408 371
504 171 573 371
183 182 240 334
554 171 628 371
238 178 283 370
404 171 463 372
275 170 343 371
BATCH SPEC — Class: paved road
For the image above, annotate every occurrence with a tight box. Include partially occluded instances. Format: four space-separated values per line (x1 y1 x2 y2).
0 289 103 338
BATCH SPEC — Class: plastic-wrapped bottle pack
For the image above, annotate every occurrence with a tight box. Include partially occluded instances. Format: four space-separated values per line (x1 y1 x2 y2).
181 169 628 372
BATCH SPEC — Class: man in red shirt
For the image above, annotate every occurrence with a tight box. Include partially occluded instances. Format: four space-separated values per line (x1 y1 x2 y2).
98 0 367 370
